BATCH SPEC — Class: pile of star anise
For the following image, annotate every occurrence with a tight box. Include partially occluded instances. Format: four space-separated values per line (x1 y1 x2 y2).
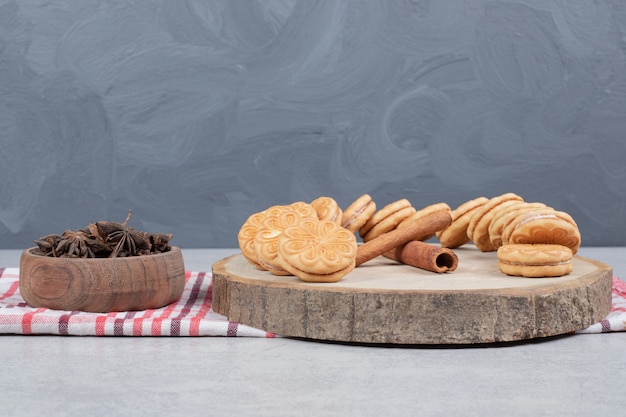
33 211 173 258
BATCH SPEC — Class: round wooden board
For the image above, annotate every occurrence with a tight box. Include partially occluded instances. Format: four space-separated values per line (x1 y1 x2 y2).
211 247 613 344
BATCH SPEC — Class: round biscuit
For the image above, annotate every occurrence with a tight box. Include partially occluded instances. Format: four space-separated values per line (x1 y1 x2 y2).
497 243 573 264
436 197 489 248
237 210 268 269
278 219 357 282
310 196 343 224
359 199 412 238
360 202 416 242
361 206 416 242
488 202 548 249
467 193 523 241
467 193 524 251
286 201 318 220
254 211 301 275
254 207 312 275
341 194 377 233
497 244 573 277
500 206 552 246
498 262 574 277
281 263 356 283
504 209 581 254
238 203 296 270
472 198 525 252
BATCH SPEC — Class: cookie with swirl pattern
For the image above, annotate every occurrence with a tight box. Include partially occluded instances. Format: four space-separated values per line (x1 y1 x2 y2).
503 208 581 254
278 219 357 283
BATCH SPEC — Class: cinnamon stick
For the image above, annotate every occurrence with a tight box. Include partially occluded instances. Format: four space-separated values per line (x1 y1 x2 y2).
356 209 452 266
383 240 458 273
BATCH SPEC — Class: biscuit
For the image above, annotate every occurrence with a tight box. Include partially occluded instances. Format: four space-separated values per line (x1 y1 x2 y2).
504 209 581 254
310 196 342 225
341 194 377 233
237 203 299 270
397 202 451 241
360 199 416 242
467 193 524 252
278 219 357 283
253 204 317 275
436 197 489 248
497 243 573 277
488 202 548 249
237 210 268 269
286 201 318 220
499 206 554 246
500 207 532 246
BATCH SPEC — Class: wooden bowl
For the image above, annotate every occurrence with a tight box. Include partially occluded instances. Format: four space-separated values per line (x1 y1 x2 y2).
19 246 186 313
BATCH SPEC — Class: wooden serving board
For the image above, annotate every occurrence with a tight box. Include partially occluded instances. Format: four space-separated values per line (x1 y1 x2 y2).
212 247 612 344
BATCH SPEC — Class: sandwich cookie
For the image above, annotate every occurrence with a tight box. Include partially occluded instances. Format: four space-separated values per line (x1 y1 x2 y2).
359 199 416 242
278 219 357 283
310 196 342 225
497 244 574 278
341 194 377 233
436 197 489 248
238 203 296 269
488 202 547 249
467 193 524 252
503 209 581 255
286 201 318 220
237 210 268 269
503 208 581 254
253 204 317 275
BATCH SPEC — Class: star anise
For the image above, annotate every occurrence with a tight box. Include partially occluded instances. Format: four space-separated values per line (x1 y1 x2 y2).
54 229 100 258
82 223 108 249
33 229 110 258
32 210 173 258
149 233 173 254
96 210 151 258
34 234 64 257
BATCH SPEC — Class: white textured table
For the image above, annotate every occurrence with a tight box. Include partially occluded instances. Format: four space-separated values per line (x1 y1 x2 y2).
1 247 625 417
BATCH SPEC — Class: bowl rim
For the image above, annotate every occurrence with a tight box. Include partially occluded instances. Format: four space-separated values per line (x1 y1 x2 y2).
22 245 182 262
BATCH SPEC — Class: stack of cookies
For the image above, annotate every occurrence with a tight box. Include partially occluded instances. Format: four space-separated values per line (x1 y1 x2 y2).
238 195 454 282
436 193 581 277
238 199 357 283
237 192 582 281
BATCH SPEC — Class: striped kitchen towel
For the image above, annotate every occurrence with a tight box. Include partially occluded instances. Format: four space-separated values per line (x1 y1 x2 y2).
1 267 624 337
0 268 274 337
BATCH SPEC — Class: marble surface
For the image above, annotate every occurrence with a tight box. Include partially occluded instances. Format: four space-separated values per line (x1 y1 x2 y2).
4 2 626 250
1 247 625 416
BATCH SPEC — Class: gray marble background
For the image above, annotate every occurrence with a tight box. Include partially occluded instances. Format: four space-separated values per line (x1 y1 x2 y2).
1 0 625 249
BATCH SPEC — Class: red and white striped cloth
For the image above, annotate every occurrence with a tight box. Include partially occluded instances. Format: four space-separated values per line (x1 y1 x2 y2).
0 267 624 337
0 268 274 337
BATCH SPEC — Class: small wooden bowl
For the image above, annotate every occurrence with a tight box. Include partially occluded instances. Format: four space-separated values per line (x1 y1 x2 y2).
19 246 186 313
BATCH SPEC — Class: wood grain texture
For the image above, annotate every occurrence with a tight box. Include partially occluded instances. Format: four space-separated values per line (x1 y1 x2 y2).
212 247 612 344
19 247 186 313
